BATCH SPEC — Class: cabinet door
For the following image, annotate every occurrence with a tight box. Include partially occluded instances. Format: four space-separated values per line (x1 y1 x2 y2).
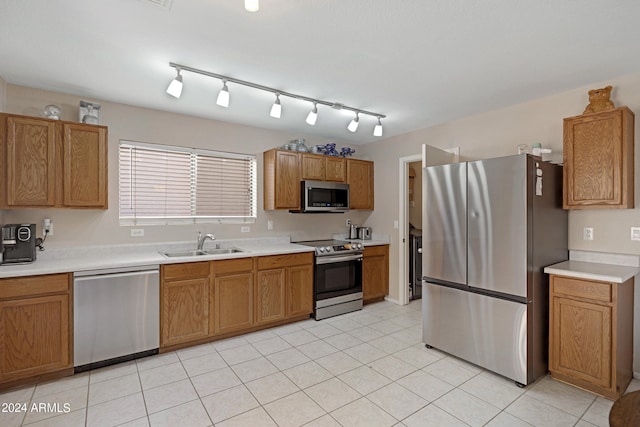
214 273 254 334
161 278 210 347
325 157 346 182
301 154 325 181
0 295 71 382
550 296 612 388
363 246 389 302
563 107 634 209
286 264 313 317
4 116 56 206
62 123 108 208
256 269 286 325
275 151 300 209
347 159 374 209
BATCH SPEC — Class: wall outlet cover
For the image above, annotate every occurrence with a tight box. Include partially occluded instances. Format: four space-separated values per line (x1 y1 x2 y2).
131 228 144 237
631 227 640 241
241 226 250 233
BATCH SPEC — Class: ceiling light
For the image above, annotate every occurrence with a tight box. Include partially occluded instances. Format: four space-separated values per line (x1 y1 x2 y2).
244 0 259 12
166 69 183 98
167 62 386 132
216 80 229 107
347 113 360 132
306 102 318 125
270 93 282 118
373 117 383 136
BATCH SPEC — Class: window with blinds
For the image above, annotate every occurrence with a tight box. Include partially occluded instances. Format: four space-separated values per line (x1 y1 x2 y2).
119 141 256 225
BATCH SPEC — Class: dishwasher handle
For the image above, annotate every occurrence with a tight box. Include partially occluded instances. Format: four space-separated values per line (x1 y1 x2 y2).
74 265 159 279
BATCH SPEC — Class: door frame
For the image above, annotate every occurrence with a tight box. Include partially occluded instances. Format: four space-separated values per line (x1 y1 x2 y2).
397 146 459 305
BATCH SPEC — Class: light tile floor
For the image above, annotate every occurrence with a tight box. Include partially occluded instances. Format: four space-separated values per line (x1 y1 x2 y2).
1 300 638 427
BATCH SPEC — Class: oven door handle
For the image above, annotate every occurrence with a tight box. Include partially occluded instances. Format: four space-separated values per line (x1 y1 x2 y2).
316 254 363 264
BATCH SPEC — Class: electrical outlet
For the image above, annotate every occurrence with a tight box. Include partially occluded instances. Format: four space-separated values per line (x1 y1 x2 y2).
130 228 144 237
241 226 250 233
346 219 352 226
43 218 53 236
583 227 594 241
631 227 640 241
267 220 273 230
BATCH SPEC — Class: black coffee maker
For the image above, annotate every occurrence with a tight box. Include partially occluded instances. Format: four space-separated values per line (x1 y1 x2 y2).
0 224 37 265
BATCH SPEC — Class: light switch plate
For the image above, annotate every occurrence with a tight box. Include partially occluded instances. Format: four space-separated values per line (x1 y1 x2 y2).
631 227 640 241
241 226 250 233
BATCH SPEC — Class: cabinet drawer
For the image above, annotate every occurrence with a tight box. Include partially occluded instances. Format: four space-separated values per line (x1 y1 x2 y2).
552 276 612 303
214 257 254 275
163 262 210 281
257 252 313 270
364 245 388 257
0 274 70 300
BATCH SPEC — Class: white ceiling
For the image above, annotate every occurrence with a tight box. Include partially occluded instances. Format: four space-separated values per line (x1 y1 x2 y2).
2 0 640 145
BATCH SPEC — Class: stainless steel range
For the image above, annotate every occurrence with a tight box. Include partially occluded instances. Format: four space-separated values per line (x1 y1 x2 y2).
296 239 363 320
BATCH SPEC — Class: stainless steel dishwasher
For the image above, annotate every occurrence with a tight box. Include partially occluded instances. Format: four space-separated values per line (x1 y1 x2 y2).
74 265 160 372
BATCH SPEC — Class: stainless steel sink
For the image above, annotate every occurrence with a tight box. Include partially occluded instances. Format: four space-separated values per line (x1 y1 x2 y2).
161 248 245 258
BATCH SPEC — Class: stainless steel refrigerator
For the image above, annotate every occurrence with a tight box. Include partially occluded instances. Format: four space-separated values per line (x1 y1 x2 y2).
422 154 567 386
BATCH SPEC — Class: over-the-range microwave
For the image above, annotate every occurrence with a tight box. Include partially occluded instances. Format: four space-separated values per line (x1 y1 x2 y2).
290 180 350 213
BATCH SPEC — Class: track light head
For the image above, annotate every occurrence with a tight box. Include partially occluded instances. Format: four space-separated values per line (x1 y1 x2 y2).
270 93 282 118
216 80 230 108
347 113 360 132
244 0 259 12
306 102 318 125
166 69 183 98
373 117 383 137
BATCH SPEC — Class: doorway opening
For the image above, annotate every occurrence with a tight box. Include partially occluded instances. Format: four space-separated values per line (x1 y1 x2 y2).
397 145 459 305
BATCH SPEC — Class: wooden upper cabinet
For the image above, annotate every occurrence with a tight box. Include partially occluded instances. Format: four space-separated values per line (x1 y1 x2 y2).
62 123 108 208
301 153 325 181
264 149 300 210
563 107 634 209
3 115 56 207
325 157 346 182
0 113 108 209
347 159 374 210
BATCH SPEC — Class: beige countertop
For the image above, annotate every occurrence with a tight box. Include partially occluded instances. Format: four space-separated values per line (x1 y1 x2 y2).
544 250 640 283
0 236 313 279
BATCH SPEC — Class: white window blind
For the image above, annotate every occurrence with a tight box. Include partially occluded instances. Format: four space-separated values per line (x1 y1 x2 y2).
119 141 256 225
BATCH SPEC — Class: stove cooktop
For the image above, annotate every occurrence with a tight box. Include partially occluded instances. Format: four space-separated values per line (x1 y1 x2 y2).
295 239 363 256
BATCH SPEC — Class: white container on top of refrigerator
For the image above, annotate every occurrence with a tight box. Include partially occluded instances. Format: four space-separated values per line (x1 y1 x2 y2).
421 154 568 386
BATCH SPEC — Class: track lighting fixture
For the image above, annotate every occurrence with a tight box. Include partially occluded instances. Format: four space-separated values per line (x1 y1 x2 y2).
166 62 386 134
216 80 230 108
270 93 282 118
373 117 383 136
306 102 318 125
166 68 183 98
347 113 360 132
244 0 259 12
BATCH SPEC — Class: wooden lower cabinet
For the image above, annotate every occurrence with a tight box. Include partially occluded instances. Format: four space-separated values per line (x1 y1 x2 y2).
255 269 286 325
0 274 73 388
160 254 313 351
257 252 314 321
214 272 254 335
363 245 389 303
286 264 314 317
549 274 634 399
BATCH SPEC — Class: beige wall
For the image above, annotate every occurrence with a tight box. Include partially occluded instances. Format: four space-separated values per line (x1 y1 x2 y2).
2 84 371 247
0 75 6 112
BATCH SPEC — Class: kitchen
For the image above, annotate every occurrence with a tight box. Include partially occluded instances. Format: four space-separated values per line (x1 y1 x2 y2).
2 1 640 426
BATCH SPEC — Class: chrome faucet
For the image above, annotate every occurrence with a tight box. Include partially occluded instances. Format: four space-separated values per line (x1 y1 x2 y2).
196 232 215 250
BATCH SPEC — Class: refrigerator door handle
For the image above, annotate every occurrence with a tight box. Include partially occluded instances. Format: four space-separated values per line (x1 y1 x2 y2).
422 276 469 292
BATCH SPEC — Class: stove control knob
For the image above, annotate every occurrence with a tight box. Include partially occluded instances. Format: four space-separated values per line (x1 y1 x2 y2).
318 247 325 253
357 243 362 249
325 246 332 252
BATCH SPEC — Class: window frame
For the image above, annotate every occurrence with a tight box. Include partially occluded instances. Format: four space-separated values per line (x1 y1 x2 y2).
118 140 257 226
